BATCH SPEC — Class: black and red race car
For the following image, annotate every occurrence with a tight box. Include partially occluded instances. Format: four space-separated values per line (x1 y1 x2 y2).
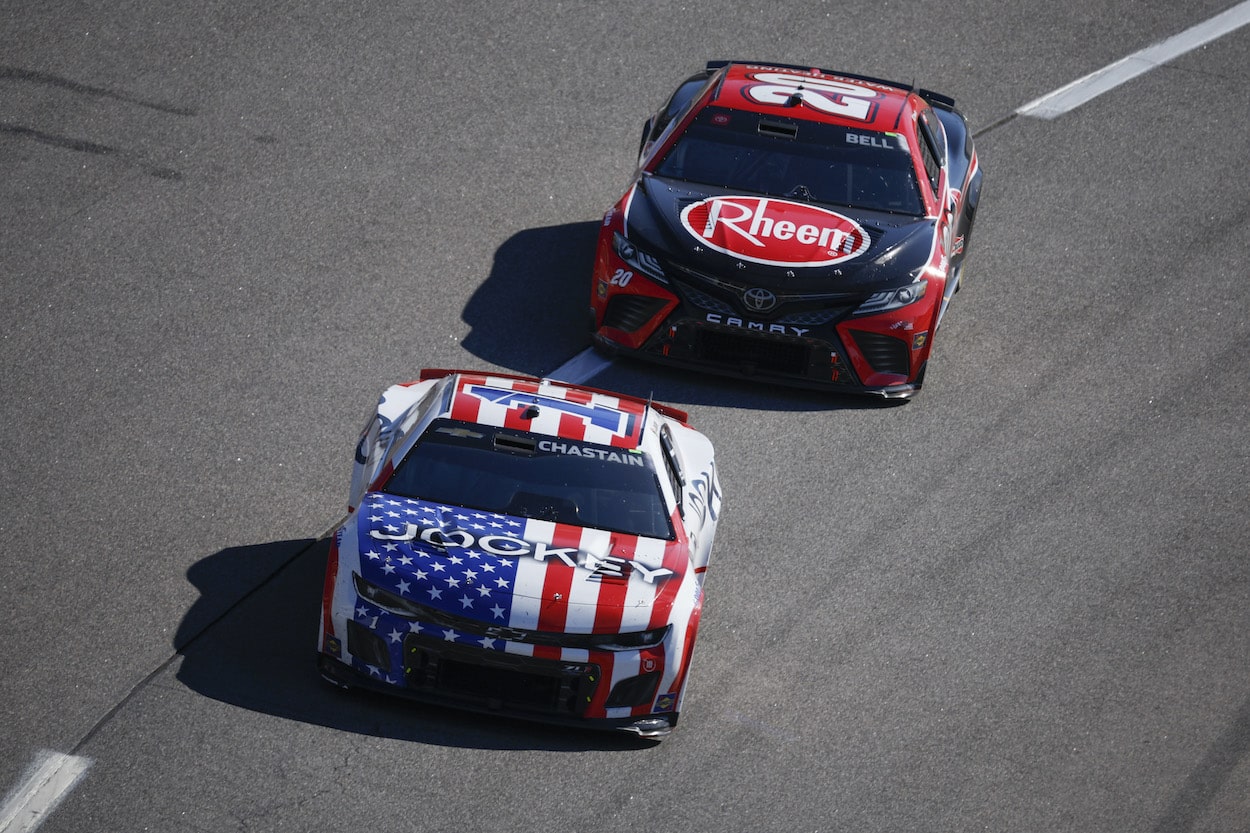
590 61 982 400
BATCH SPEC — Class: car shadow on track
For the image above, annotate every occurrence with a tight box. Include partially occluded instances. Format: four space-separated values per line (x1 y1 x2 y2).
174 538 657 752
460 221 599 375
461 220 906 413
584 358 908 413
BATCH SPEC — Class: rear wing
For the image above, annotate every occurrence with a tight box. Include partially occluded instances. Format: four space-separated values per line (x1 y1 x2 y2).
416 368 691 425
704 60 957 108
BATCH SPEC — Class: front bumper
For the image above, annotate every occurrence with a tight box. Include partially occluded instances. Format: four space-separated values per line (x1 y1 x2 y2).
593 310 925 400
317 650 677 738
591 244 936 399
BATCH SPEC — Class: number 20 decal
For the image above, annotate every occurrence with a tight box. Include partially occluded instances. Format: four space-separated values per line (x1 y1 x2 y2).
743 72 879 122
610 268 633 287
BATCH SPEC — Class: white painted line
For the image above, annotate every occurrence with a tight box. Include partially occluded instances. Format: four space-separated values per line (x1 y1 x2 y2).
1018 1 1250 119
545 347 613 385
0 751 92 833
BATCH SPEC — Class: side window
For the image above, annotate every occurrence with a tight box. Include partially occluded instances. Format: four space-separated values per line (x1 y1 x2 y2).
658 424 685 516
645 73 716 154
656 77 706 135
917 122 942 195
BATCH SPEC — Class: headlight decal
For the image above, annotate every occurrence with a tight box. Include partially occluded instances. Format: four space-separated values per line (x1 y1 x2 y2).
854 279 928 315
613 232 667 282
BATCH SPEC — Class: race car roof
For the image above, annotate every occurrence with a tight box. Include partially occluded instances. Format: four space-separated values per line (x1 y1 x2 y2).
419 369 682 449
708 61 920 132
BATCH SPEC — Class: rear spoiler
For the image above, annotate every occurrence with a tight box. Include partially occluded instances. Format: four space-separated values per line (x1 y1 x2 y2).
705 60 956 108
416 368 690 424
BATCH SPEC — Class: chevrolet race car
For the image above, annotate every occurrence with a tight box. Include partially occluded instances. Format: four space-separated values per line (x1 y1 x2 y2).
591 60 982 399
318 369 722 739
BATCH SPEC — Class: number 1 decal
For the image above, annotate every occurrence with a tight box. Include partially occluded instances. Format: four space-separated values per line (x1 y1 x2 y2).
743 72 880 122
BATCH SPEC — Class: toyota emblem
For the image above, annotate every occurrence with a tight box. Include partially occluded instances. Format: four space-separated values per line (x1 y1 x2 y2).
742 287 778 312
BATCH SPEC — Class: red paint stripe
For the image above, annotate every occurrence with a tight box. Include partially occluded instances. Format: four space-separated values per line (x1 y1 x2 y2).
647 513 690 629
502 405 531 431
535 522 582 634
608 432 635 449
557 411 587 441
584 651 616 718
615 400 648 447
510 378 540 395
449 386 482 422
632 646 667 717
531 644 563 661
661 596 702 707
562 387 593 406
591 536 630 635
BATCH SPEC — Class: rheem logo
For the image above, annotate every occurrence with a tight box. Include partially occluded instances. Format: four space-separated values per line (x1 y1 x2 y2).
680 196 871 267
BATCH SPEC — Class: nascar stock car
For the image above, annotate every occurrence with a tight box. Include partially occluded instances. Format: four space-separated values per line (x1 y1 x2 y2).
318 369 722 738
591 60 982 399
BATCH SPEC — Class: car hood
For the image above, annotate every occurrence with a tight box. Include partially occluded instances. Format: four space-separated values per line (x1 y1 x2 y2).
350 493 686 632
628 174 935 292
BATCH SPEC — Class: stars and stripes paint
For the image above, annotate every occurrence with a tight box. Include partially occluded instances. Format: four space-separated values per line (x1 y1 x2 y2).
328 488 697 708
355 493 525 649
319 370 721 737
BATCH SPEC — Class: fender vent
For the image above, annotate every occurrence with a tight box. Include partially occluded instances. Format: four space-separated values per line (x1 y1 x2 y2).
849 329 910 376
603 295 669 333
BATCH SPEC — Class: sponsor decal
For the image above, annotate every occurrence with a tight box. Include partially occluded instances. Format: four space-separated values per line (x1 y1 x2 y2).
685 462 722 530
846 131 904 150
706 313 810 337
537 440 644 466
369 521 676 584
653 693 677 712
680 196 870 267
912 331 929 350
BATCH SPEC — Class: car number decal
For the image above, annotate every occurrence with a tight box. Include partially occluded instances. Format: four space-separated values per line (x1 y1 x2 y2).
742 71 880 122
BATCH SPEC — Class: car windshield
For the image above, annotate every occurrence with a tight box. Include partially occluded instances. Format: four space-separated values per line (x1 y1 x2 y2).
655 107 924 215
383 419 675 540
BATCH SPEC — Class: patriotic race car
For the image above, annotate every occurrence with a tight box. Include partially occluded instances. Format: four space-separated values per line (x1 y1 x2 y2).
591 60 982 399
318 369 722 739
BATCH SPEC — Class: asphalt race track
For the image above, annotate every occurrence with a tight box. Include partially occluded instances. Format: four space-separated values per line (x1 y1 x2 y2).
2 3 1248 831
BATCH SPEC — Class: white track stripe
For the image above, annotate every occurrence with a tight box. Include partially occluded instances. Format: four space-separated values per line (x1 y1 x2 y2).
0 751 92 833
1018 1 1250 119
546 348 613 386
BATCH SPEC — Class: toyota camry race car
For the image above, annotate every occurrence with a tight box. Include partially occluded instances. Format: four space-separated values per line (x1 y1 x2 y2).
318 369 722 738
591 60 982 399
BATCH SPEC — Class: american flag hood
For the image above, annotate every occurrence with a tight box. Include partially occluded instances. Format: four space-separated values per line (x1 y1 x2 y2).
351 492 689 636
